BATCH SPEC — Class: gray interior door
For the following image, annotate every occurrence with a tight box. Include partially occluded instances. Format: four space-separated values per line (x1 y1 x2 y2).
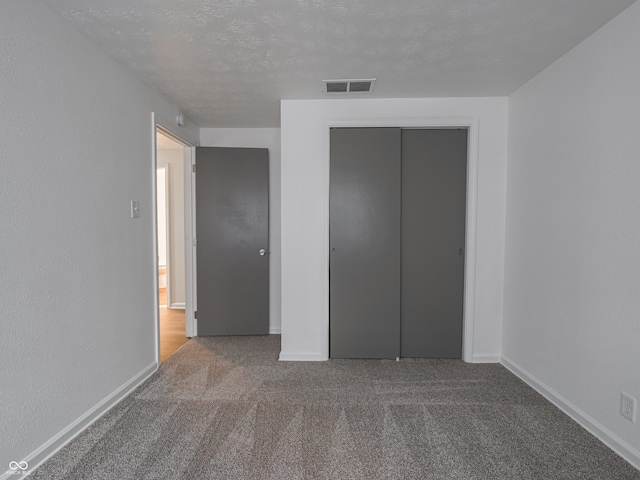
401 129 467 358
195 147 269 336
330 128 401 358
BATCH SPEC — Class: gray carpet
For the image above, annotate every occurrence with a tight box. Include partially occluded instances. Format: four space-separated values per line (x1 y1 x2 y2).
31 336 639 479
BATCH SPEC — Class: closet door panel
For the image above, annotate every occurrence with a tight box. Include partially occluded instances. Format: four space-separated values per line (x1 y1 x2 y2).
330 128 401 359
401 129 467 358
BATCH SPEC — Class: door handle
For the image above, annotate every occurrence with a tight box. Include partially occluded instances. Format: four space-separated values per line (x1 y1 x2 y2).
259 249 266 256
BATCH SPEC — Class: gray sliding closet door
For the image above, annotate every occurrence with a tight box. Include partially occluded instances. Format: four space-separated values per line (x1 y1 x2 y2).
330 128 401 359
195 147 269 336
401 129 467 358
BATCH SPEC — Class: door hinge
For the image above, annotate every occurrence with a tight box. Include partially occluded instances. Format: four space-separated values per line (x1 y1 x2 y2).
192 164 196 173
194 310 197 319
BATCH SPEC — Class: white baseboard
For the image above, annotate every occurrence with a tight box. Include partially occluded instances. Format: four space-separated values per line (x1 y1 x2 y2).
278 351 500 363
501 357 640 471
1 362 157 480
269 326 282 334
472 354 501 363
279 350 327 361
168 303 185 310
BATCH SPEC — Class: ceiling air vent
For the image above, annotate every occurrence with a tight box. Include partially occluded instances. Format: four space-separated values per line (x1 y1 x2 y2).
323 79 376 95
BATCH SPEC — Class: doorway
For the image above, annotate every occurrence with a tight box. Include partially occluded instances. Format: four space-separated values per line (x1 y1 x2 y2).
156 128 190 362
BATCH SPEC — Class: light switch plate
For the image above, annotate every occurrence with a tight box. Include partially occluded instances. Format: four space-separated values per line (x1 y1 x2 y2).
131 200 140 218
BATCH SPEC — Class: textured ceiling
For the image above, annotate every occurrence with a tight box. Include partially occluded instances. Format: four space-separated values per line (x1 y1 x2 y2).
40 0 636 127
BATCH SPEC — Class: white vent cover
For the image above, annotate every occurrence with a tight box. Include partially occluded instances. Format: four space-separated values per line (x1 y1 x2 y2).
323 78 376 94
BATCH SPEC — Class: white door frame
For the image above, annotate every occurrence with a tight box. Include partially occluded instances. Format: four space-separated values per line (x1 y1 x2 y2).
156 164 170 305
323 117 479 362
152 115 197 367
184 145 197 338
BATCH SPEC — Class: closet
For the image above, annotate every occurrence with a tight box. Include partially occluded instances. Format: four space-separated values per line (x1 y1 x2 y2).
329 128 467 359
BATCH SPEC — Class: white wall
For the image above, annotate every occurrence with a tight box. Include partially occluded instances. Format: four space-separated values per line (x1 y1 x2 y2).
157 147 186 307
280 98 508 361
503 1 640 466
0 1 198 474
199 128 282 333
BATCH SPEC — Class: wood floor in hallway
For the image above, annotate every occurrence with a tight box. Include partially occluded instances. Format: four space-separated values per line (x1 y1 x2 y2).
159 288 189 363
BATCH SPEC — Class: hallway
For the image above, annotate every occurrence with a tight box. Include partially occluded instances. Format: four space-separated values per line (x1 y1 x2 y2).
159 288 189 362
